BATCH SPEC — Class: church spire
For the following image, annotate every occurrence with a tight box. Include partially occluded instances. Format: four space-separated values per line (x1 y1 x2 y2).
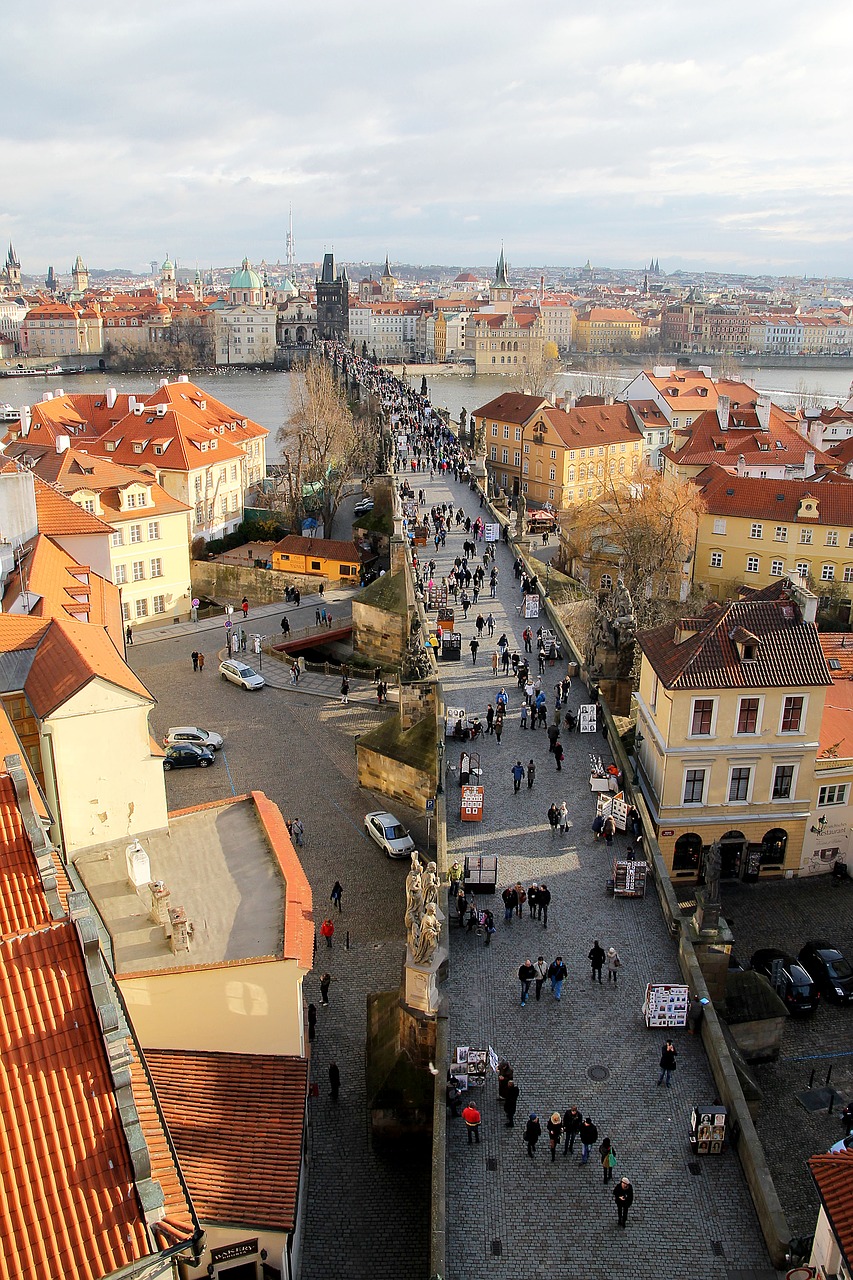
494 245 509 287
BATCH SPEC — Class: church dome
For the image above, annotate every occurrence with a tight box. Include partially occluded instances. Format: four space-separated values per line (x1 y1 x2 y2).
162 256 174 272
229 257 262 290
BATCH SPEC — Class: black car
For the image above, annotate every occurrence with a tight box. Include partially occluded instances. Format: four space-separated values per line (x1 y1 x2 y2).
163 743 215 770
798 940 853 1005
750 948 820 1016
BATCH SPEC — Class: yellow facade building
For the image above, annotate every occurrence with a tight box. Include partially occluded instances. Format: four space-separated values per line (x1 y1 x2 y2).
573 307 642 352
635 582 832 883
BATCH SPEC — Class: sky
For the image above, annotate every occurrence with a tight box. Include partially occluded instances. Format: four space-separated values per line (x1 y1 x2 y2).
3 0 853 278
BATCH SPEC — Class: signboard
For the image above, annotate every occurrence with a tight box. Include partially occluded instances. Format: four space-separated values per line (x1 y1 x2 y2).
690 1106 728 1156
488 1045 500 1074
643 982 689 1028
612 858 647 897
578 704 597 733
211 1240 259 1265
484 523 499 542
611 792 628 830
523 594 540 618
425 798 435 812
461 785 484 822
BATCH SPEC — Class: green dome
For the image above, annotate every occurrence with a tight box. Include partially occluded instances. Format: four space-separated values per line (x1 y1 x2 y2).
229 257 262 290
162 255 174 271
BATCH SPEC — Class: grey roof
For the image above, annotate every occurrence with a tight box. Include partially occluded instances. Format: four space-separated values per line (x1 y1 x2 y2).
0 647 37 695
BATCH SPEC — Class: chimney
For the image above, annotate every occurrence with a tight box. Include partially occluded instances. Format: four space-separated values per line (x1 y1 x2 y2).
106 387 117 409
168 906 190 953
128 395 137 412
716 395 730 431
735 453 747 475
787 576 818 624
149 880 171 927
125 839 150 889
804 450 816 478
158 378 169 389
55 435 70 454
20 406 30 436
41 391 53 403
756 395 771 431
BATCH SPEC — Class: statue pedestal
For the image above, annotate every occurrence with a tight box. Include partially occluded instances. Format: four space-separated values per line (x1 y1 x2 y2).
694 889 721 935
470 454 487 481
404 946 447 1016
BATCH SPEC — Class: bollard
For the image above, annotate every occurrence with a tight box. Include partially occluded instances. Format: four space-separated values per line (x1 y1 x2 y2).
808 1069 816 1089
345 931 350 951
826 1066 833 1087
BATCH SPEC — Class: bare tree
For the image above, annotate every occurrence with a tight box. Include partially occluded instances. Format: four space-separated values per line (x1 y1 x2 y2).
786 378 828 411
576 356 622 400
509 342 562 401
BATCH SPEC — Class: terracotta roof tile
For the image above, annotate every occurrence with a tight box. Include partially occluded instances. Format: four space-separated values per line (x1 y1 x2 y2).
146 1050 307 1231
471 393 547 424
273 534 360 563
695 464 853 524
540 403 643 448
0 773 55 938
809 1153 853 1271
31 475 114 536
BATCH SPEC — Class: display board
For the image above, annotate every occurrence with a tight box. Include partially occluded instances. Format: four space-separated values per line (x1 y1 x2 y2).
463 854 497 891
596 791 628 827
461 785 484 821
578 704 598 733
427 585 448 610
690 1106 728 1155
485 523 500 542
643 982 689 1027
612 859 647 897
455 1046 487 1088
523 594 540 618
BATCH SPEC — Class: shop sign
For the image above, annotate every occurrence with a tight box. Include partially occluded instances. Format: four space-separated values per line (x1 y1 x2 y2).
211 1239 259 1264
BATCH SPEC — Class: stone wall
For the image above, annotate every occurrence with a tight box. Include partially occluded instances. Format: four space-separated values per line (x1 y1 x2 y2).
356 742 433 813
400 680 437 731
191 560 316 605
352 599 406 665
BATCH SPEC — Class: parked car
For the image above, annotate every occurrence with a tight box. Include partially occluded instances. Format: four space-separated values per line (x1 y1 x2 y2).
163 726 224 751
798 940 853 1005
829 1135 853 1154
163 744 215 770
219 659 265 690
750 948 820 1016
364 811 417 859
354 497 375 517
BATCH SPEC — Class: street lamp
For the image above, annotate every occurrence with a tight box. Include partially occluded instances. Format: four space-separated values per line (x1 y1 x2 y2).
436 737 444 795
632 730 644 787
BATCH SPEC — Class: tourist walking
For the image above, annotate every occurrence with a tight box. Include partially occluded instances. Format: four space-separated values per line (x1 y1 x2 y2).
469 638 479 664
547 802 559 833
613 1177 634 1227
191 650 199 672
579 1116 598 1164
307 1002 317 1042
125 625 133 646
589 940 606 982
340 675 349 705
518 959 536 1006
547 955 567 1001
462 1102 482 1144
554 741 564 771
658 1040 677 1087
501 885 517 921
291 817 304 846
600 1136 616 1183
281 616 291 637
319 973 331 1005
537 883 551 926
547 1112 563 1162
527 883 538 918
563 1105 582 1155
320 917 335 948
511 761 524 793
557 802 569 833
330 880 343 912
534 955 548 1000
197 653 205 672
526 760 536 789
524 1113 542 1158
329 1062 341 1102
504 1079 520 1128
607 946 621 984
603 814 616 847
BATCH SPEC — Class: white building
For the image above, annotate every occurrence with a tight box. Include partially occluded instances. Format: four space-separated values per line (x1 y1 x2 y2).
214 259 277 366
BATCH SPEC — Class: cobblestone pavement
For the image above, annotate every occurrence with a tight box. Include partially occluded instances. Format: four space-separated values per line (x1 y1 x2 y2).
415 471 774 1280
719 876 853 1238
129 637 430 1280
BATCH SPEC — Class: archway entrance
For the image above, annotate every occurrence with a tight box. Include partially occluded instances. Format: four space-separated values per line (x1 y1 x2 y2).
673 832 701 874
720 830 746 880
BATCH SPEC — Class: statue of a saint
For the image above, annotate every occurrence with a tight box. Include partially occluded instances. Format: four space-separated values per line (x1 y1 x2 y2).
422 861 439 911
411 902 442 966
515 490 527 537
704 839 722 906
405 852 424 945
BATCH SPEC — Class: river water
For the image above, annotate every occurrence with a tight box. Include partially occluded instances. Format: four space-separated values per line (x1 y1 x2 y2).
3 362 852 465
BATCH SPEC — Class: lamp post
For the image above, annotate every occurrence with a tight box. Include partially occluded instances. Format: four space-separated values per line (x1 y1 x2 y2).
436 737 444 795
632 730 644 788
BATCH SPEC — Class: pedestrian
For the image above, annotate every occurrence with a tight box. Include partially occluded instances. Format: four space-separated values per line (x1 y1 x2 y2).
526 760 536 789
518 958 535 1005
534 955 548 1000
687 993 707 1035
291 817 304 846
492 650 499 675
524 1113 542 1158
329 1061 341 1102
191 650 199 672
241 597 249 618
340 675 349 705
514 882 526 917
501 885 517 922
603 814 616 847
330 880 343 912
589 940 606 983
319 972 331 1005
469 638 479 664
547 1112 563 1162
125 624 133 646
548 954 567 1001
486 704 494 734
547 802 559 833
482 909 496 944
462 1101 482 1144
494 716 503 745
281 616 291 637
554 741 564 771
579 1115 598 1164
197 652 205 672
563 1105 582 1155
446 1072 462 1117
519 702 528 729
511 761 524 793
607 945 622 984
456 889 468 928
527 884 538 918
486 613 495 637
321 607 327 626
307 1002 317 1042
600 1136 616 1183
537 883 551 927
315 607 322 625
557 802 569 834
320 917 335 948
613 1176 634 1227
658 1040 677 1087
504 1079 520 1128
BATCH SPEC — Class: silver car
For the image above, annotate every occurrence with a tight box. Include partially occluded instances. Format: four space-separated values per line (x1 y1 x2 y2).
163 725 224 750
219 659 265 690
364 811 416 859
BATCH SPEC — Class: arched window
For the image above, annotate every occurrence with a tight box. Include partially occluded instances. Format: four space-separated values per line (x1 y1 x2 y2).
500 341 505 351
673 833 702 872
600 573 613 590
760 828 788 866
514 341 519 351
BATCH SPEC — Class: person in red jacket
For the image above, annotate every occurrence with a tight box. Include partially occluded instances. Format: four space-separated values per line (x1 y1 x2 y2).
320 918 335 948
462 1103 481 1144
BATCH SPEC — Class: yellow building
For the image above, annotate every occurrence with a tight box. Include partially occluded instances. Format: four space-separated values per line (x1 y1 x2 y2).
271 534 361 582
573 307 642 352
22 301 104 358
693 466 853 601
635 582 832 883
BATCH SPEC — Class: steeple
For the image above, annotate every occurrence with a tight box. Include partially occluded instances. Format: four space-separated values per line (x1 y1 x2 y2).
383 253 392 277
494 245 509 288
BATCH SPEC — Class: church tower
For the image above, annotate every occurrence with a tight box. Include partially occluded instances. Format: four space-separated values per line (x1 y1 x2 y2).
71 254 89 296
315 252 350 340
381 254 397 302
192 268 204 302
489 246 513 312
161 254 177 301
2 243 21 291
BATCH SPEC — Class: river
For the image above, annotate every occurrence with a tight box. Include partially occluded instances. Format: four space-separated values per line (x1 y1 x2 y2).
3 362 851 465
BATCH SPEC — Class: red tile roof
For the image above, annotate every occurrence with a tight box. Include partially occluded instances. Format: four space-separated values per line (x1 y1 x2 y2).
809 1153 853 1272
0 772 56 938
540 403 644 448
664 406 826 471
695 463 853 524
273 534 360 564
472 393 547 424
637 592 833 691
31 474 114 536
145 1050 308 1231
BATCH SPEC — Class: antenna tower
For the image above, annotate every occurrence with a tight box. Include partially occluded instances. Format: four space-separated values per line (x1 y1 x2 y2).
286 205 295 269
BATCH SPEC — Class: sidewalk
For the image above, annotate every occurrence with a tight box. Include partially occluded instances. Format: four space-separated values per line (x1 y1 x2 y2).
129 585 357 647
413 470 773 1280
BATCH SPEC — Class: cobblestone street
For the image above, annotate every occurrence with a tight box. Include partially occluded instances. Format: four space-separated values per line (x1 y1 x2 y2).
415 470 774 1280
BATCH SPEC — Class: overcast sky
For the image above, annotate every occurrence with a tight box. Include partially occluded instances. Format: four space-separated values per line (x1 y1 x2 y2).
3 0 852 277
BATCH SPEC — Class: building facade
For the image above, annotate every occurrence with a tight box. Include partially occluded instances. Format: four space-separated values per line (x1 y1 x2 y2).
315 252 349 340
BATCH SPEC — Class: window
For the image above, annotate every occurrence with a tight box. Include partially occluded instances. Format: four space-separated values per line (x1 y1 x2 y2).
690 699 714 736
772 765 794 800
683 769 706 804
826 530 839 547
111 530 123 547
502 448 509 464
796 561 809 579
81 497 95 514
121 602 130 622
781 696 804 733
737 698 760 734
549 467 556 481
550 449 557 460
126 492 137 507
147 521 160 540
133 560 146 582
134 598 148 619
600 574 613 590
800 529 812 544
750 523 763 539
503 424 510 439
491 424 498 438
760 828 788 865
130 524 141 544
490 445 497 461
153 595 166 615
728 767 751 802
114 564 127 585
746 556 760 573
311 560 321 571
844 567 853 583
771 559 784 576
710 551 723 568
774 526 788 542
195 503 204 523
821 564 835 581
818 783 847 806
673 833 701 871
150 557 163 577
514 451 521 467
